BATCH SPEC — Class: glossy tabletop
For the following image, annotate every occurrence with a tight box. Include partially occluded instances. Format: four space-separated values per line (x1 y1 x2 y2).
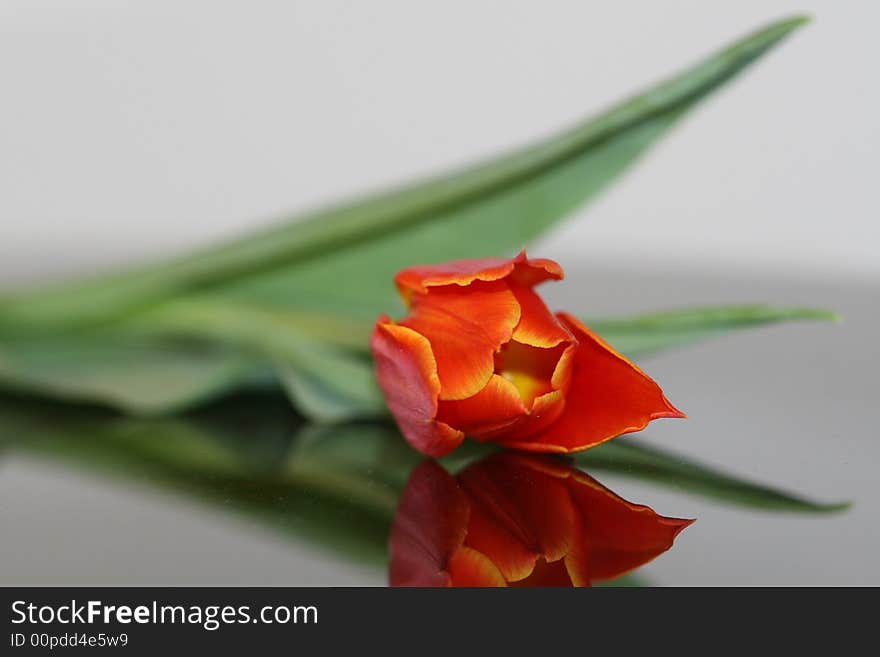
2 265 876 586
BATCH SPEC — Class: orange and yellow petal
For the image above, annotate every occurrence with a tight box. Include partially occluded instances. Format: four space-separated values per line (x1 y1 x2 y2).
562 521 592 587
566 470 694 582
493 340 566 406
458 453 577 581
502 313 684 453
475 389 567 443
370 320 464 457
447 546 508 587
510 284 573 348
437 374 528 437
394 250 563 299
509 558 576 587
459 494 542 582
400 281 520 400
480 341 574 443
442 340 574 444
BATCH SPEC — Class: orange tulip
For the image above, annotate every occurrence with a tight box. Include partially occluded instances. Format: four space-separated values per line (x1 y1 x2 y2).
389 453 693 587
370 251 683 456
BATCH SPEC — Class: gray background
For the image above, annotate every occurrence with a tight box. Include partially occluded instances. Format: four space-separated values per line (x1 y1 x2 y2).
0 1 877 585
0 0 878 285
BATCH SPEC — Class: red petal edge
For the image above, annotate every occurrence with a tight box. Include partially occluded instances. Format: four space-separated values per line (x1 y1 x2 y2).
498 313 685 453
388 460 470 587
399 281 520 401
566 469 694 581
370 318 465 457
394 249 563 300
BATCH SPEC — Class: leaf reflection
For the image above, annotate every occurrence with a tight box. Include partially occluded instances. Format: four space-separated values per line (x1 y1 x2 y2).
0 393 847 585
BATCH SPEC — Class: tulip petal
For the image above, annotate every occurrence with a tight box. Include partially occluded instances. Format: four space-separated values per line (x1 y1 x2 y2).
566 470 694 581
494 340 571 405
510 284 573 348
499 313 684 453
400 281 520 400
550 342 576 392
462 497 542 582
388 460 470 587
394 250 563 299
459 453 578 581
448 546 508 587
438 346 574 444
510 558 576 586
563 522 592 587
480 343 575 442
469 389 567 443
370 320 464 456
437 374 528 437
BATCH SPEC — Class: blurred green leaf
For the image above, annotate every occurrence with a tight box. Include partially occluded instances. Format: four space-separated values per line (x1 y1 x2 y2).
0 398 395 566
132 299 385 421
589 305 840 358
0 17 817 419
574 438 850 513
0 332 264 416
0 301 837 419
0 16 808 329
195 16 813 324
137 301 835 420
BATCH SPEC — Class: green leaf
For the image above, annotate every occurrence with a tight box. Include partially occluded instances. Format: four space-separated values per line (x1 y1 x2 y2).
0 301 836 420
0 16 810 330
1 398 396 566
588 305 840 359
0 300 838 421
292 421 849 516
574 438 849 513
0 333 264 416
141 302 834 421
0 17 817 418
132 299 385 421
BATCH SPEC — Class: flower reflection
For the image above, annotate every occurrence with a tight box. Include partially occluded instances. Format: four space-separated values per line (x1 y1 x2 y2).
389 452 693 586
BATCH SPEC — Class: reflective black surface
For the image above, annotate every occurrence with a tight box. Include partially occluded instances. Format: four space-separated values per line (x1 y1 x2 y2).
1 266 874 585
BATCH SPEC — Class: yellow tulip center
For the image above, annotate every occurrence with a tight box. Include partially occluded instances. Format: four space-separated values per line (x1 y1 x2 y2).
494 340 567 406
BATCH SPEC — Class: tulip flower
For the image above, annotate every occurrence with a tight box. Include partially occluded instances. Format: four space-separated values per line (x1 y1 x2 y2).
389 453 693 587
371 251 683 457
